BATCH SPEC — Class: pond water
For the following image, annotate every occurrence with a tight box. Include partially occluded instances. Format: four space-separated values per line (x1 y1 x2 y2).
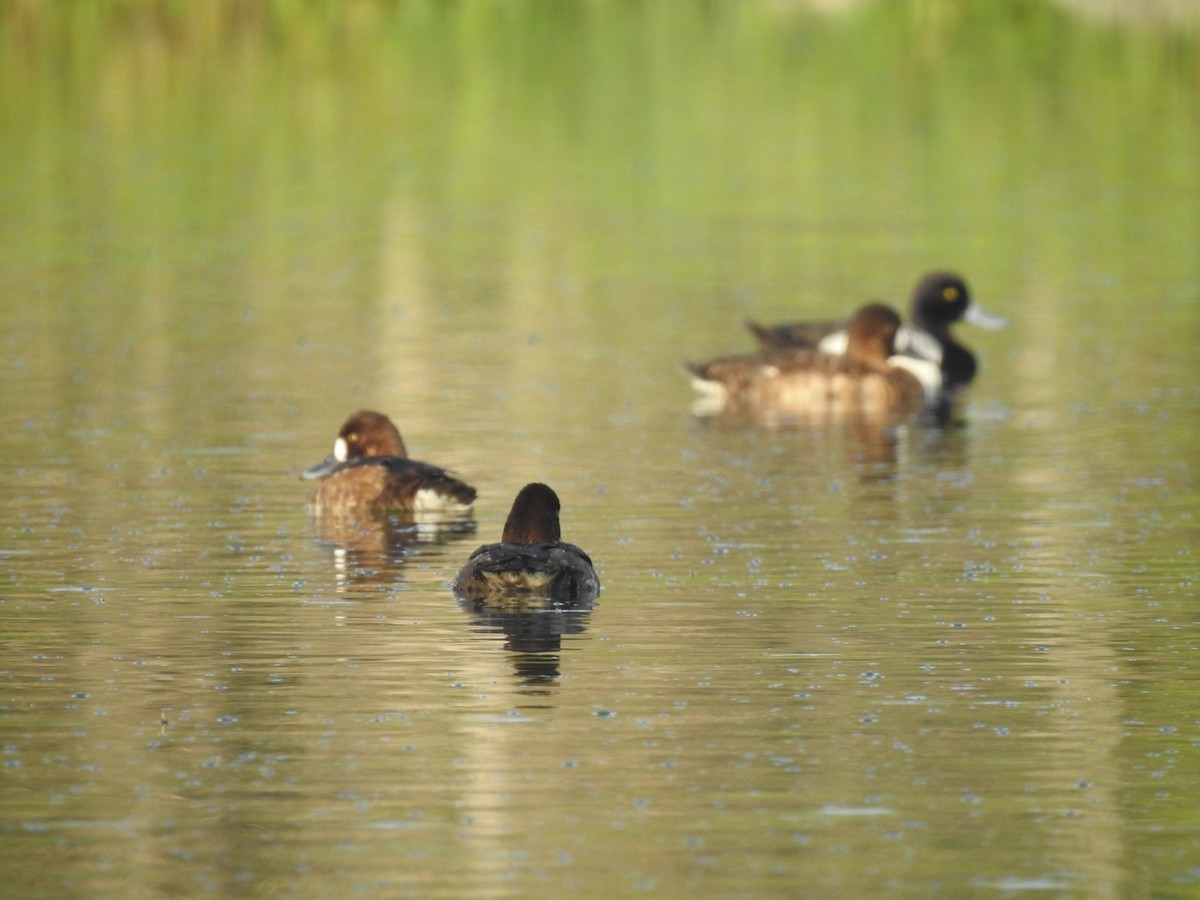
2 2 1198 897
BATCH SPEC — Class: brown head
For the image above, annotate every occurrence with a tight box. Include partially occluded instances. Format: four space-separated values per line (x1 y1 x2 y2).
336 410 408 460
501 483 562 544
844 303 902 368
301 410 409 481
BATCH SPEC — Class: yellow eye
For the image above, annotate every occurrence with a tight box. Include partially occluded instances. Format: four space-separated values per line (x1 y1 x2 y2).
942 286 960 301
347 432 359 443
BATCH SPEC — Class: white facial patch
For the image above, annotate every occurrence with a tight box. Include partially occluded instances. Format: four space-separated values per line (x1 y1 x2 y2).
333 437 348 462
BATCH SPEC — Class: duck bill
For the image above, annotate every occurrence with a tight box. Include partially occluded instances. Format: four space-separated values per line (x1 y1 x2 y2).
963 302 1008 330
300 453 341 480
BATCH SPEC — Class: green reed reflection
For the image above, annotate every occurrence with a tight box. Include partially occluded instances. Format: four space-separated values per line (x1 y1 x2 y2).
3 2 1197 423
3 1 1197 278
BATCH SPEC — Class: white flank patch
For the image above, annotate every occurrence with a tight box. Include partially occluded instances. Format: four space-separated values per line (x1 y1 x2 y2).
689 375 727 399
821 326 943 363
817 331 848 355
889 355 942 404
896 327 943 362
414 487 472 513
689 376 729 416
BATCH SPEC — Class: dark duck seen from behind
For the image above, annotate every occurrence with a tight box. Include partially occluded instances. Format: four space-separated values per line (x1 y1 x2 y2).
452 483 600 604
301 409 476 517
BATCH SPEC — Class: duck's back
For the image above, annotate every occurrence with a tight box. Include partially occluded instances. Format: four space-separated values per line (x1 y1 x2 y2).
746 318 843 352
308 457 476 515
454 540 599 604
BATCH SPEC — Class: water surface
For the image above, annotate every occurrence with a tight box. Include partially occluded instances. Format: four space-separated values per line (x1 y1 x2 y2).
1 3 1198 897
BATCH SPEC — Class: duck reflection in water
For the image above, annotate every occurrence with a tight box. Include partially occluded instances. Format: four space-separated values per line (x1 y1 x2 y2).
463 602 593 692
453 483 599 690
309 506 476 590
301 409 477 588
694 410 907 488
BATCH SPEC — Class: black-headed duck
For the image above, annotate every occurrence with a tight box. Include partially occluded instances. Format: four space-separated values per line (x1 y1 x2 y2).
746 271 1006 396
689 303 932 422
452 483 600 604
301 410 476 516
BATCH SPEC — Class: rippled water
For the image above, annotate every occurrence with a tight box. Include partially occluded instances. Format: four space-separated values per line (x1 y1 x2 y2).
2 3 1199 898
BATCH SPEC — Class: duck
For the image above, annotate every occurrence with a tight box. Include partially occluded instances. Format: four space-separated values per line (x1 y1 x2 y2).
452 483 600 604
745 271 1006 396
300 409 476 516
688 303 932 422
